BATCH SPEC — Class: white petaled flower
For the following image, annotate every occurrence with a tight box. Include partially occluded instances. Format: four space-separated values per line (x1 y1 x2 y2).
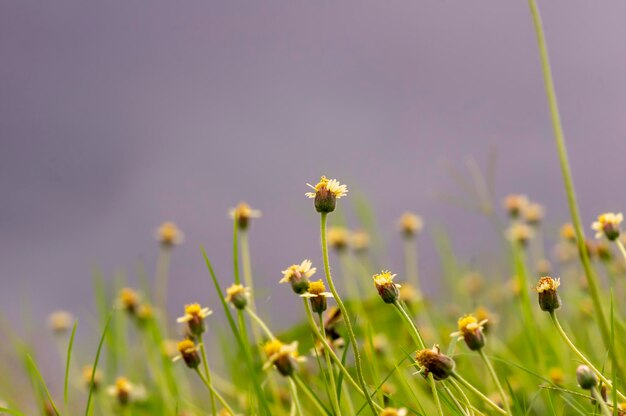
176 303 212 323
280 259 317 284
591 212 623 240
154 222 184 246
305 176 348 199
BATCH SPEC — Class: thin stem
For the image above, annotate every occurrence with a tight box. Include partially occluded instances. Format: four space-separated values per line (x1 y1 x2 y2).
319 312 341 415
478 349 511 415
590 386 612 416
288 376 304 416
549 312 626 401
194 368 235 415
155 247 172 315
320 213 377 415
392 301 442 415
527 0 611 351
403 237 420 293
615 239 626 265
245 307 275 340
512 242 541 364
302 298 384 412
292 374 331 416
452 372 507 415
200 341 217 416
442 382 470 416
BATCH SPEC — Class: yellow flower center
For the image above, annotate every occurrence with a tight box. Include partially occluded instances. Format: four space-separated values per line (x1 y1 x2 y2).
373 270 395 286
457 314 478 333
263 339 284 357
535 276 560 293
308 280 327 295
177 339 196 353
185 303 202 316
120 288 138 306
115 377 131 393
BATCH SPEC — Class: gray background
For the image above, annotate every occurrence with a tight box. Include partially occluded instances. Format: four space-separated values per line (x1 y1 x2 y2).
1 1 625 330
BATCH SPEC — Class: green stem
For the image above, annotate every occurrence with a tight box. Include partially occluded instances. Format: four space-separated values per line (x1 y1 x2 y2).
403 237 420 293
442 381 470 416
590 386 612 416
549 312 626 401
615 239 626 265
155 247 172 315
288 376 304 416
478 349 511 415
245 307 275 340
527 0 611 351
320 312 342 415
200 341 217 416
320 213 377 415
392 301 442 416
194 368 235 415
512 242 541 363
292 374 331 416
452 372 507 415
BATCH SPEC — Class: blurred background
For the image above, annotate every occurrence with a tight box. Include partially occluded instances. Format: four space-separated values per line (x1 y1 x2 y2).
1 1 625 331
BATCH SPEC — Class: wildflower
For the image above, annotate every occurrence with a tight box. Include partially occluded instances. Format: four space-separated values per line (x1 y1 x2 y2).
136 304 154 325
229 202 261 231
398 212 423 238
107 377 144 406
305 176 348 213
300 280 333 314
475 306 494 334
506 223 533 246
523 202 545 226
176 303 212 336
47 311 74 334
280 259 316 294
399 283 421 304
173 339 202 369
225 284 250 310
351 229 370 253
379 408 407 416
560 223 576 243
534 276 561 312
263 339 305 376
595 240 613 262
503 194 529 219
576 365 597 390
592 212 623 240
373 271 401 304
323 307 345 349
451 314 487 351
82 365 102 391
549 367 564 385
118 288 140 314
415 345 455 381
327 227 350 252
155 221 184 247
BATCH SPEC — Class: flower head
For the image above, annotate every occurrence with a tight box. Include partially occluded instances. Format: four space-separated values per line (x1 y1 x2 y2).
503 194 529 219
225 284 250 310
351 229 370 253
301 280 333 314
576 365 598 390
306 176 348 213
173 339 202 369
280 259 316 294
415 345 455 381
534 276 562 312
591 212 623 240
229 202 261 231
155 221 184 247
523 202 545 226
136 304 154 324
107 377 146 405
176 303 212 336
560 223 577 243
47 311 74 334
451 314 487 351
506 223 533 246
118 288 140 314
398 212 423 238
82 365 102 391
327 227 350 252
373 271 401 304
549 367 564 385
263 339 305 376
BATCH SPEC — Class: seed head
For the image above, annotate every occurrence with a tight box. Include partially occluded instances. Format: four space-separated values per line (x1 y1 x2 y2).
305 176 348 213
534 276 561 312
373 271 401 304
592 212 623 241
155 221 184 247
280 259 316 294
415 345 455 381
229 202 261 231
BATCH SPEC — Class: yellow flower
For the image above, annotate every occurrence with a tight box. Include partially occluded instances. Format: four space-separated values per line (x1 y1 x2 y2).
535 276 560 293
534 276 562 312
327 227 350 251
506 223 533 246
262 339 305 376
451 314 487 350
118 288 140 313
229 202 261 230
225 284 250 309
373 271 401 304
379 408 408 416
351 229 370 253
503 194 529 218
47 311 74 334
301 280 333 314
591 212 623 240
155 221 184 246
82 365 102 390
306 176 348 213
560 223 576 242
280 259 316 294
398 212 423 237
177 303 212 335
173 339 202 369
107 377 146 405
548 367 564 385
523 202 545 226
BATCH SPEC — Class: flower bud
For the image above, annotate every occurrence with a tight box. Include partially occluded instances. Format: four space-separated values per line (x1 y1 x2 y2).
305 176 348 213
176 339 202 369
280 260 316 294
534 276 562 312
398 212 423 238
301 280 333 314
452 314 487 351
225 284 250 310
373 271 400 304
415 345 455 381
576 365 597 390
229 202 261 231
592 212 623 241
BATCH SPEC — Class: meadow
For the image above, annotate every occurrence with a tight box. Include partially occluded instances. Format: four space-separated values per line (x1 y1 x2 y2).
1 2 624 415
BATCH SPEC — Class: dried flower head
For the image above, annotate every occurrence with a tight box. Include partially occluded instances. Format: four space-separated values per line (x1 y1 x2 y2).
503 194 529 219
373 271 401 304
118 288 140 314
351 229 370 253
306 176 348 213
415 345 455 381
82 365 102 391
155 221 184 247
506 223 534 246
592 212 623 241
398 212 423 238
225 284 250 310
451 314 487 351
576 365 598 390
263 339 305 376
173 339 202 369
523 202 545 226
229 202 261 231
280 259 316 294
176 303 212 336
327 227 350 252
47 311 74 334
534 276 562 312
300 280 333 314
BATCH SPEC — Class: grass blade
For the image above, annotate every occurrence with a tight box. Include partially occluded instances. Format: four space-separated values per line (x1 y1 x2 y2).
25 353 60 415
64 320 78 407
85 314 113 416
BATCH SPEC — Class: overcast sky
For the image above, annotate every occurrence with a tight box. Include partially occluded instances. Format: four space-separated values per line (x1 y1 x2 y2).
1 1 626 331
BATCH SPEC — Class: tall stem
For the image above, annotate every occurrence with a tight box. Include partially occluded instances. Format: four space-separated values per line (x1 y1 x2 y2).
292 374 332 416
288 376 304 416
320 213 377 415
549 311 626 401
245 307 275 340
155 247 172 315
403 237 420 293
527 0 611 350
615 239 626 265
319 312 341 415
452 372 507 415
194 368 235 415
590 386 612 416
200 341 217 415
478 349 511 415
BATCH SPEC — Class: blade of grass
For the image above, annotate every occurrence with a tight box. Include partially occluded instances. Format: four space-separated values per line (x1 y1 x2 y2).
64 320 78 407
0 408 26 416
25 353 60 416
85 314 112 416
